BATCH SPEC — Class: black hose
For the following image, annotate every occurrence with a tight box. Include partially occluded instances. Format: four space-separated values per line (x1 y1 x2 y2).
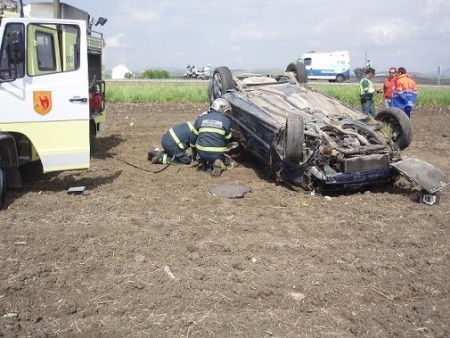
107 154 174 174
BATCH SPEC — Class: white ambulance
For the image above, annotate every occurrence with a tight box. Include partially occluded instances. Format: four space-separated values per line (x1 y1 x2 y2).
296 50 351 83
0 0 107 207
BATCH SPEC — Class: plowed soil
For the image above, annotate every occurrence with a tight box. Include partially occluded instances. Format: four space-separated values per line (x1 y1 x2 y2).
1 104 449 337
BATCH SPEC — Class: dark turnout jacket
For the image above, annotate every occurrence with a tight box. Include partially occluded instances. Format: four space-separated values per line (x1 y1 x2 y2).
162 121 194 151
191 110 232 156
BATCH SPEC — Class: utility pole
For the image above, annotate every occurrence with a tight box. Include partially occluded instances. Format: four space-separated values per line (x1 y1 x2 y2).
437 65 441 86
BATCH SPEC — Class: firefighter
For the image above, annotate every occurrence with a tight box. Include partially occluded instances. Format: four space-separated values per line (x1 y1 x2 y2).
191 98 233 176
148 121 196 164
359 67 381 117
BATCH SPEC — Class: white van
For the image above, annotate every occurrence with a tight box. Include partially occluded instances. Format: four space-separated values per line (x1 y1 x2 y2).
296 51 351 83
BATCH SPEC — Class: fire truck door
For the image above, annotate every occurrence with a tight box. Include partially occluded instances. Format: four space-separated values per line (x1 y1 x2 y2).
0 19 90 172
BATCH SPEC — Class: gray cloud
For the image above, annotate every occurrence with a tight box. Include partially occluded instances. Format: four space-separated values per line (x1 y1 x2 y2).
75 0 450 73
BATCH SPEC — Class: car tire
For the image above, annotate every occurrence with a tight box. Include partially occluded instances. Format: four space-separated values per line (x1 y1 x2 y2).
336 74 345 83
375 107 412 150
285 62 308 84
209 66 234 102
285 114 304 165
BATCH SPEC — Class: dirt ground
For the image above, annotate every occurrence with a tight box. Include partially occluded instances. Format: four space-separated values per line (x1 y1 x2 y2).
1 103 450 338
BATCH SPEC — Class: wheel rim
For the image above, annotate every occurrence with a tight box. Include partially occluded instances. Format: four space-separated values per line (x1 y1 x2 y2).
212 72 224 98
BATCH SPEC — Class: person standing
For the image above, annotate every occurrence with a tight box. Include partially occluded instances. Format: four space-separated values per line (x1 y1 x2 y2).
359 67 381 117
191 98 233 176
148 121 196 164
383 67 396 108
392 67 417 118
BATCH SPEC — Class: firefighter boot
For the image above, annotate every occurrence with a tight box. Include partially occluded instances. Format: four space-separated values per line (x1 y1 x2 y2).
147 148 161 161
151 151 165 164
211 159 226 177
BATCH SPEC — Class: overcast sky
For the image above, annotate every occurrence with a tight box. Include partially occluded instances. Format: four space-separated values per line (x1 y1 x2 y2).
70 0 449 74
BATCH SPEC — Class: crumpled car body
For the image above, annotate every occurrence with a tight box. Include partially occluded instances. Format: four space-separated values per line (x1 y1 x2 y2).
208 64 449 199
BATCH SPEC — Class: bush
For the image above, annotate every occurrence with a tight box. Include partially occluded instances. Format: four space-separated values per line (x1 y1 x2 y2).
142 69 170 79
354 67 364 81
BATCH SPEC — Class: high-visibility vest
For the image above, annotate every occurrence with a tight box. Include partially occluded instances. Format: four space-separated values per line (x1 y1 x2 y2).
359 77 376 96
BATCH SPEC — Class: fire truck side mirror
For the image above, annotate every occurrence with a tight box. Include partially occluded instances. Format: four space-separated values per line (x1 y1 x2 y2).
95 17 108 26
10 29 25 64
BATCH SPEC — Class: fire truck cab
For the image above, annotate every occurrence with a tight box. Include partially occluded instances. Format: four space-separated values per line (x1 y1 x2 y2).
0 0 106 207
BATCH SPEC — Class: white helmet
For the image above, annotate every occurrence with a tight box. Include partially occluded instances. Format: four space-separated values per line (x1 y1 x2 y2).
211 98 231 114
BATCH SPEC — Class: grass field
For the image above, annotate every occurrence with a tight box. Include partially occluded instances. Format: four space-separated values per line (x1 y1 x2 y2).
106 80 450 107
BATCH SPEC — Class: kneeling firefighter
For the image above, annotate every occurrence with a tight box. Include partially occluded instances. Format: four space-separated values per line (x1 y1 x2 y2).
191 98 233 176
148 121 196 164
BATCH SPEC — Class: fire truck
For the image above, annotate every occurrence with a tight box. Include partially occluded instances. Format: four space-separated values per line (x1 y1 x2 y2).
0 0 107 207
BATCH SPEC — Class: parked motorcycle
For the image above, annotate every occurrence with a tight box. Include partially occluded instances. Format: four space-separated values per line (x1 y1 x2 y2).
183 64 211 80
183 65 193 79
197 64 211 80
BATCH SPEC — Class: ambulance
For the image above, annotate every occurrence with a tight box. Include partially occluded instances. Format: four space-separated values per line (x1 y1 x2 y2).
0 0 107 207
296 50 351 83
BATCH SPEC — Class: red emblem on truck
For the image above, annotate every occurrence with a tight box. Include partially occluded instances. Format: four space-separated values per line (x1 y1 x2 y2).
33 91 52 115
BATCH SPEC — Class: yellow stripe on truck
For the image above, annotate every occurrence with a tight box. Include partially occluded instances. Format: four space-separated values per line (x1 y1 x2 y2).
0 120 90 173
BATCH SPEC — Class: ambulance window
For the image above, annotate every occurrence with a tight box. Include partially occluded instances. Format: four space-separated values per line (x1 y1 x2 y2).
36 31 56 71
303 58 312 66
0 23 25 80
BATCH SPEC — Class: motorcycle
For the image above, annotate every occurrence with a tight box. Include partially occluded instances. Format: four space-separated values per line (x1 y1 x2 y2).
183 65 193 79
197 64 211 80
183 64 211 80
184 65 198 79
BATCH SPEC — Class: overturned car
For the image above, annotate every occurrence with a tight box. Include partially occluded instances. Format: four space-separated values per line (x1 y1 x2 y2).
208 64 449 202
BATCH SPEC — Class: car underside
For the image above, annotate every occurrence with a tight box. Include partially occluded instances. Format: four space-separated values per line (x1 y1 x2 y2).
208 64 449 198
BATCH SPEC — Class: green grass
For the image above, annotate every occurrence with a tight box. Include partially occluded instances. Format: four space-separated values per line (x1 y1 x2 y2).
106 80 450 107
106 82 209 103
309 83 450 107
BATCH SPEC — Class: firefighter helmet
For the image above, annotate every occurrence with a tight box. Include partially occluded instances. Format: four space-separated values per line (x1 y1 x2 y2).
211 98 231 114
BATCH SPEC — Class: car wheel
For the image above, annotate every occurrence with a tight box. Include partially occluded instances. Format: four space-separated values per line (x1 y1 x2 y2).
285 114 304 165
285 62 308 83
375 107 412 150
336 74 345 83
208 66 234 102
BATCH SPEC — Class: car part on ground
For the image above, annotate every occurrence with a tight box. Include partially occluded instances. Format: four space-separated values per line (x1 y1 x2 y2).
207 64 449 199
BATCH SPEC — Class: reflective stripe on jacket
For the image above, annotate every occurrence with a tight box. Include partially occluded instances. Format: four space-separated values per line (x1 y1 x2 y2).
168 122 194 149
191 110 232 153
169 122 194 150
